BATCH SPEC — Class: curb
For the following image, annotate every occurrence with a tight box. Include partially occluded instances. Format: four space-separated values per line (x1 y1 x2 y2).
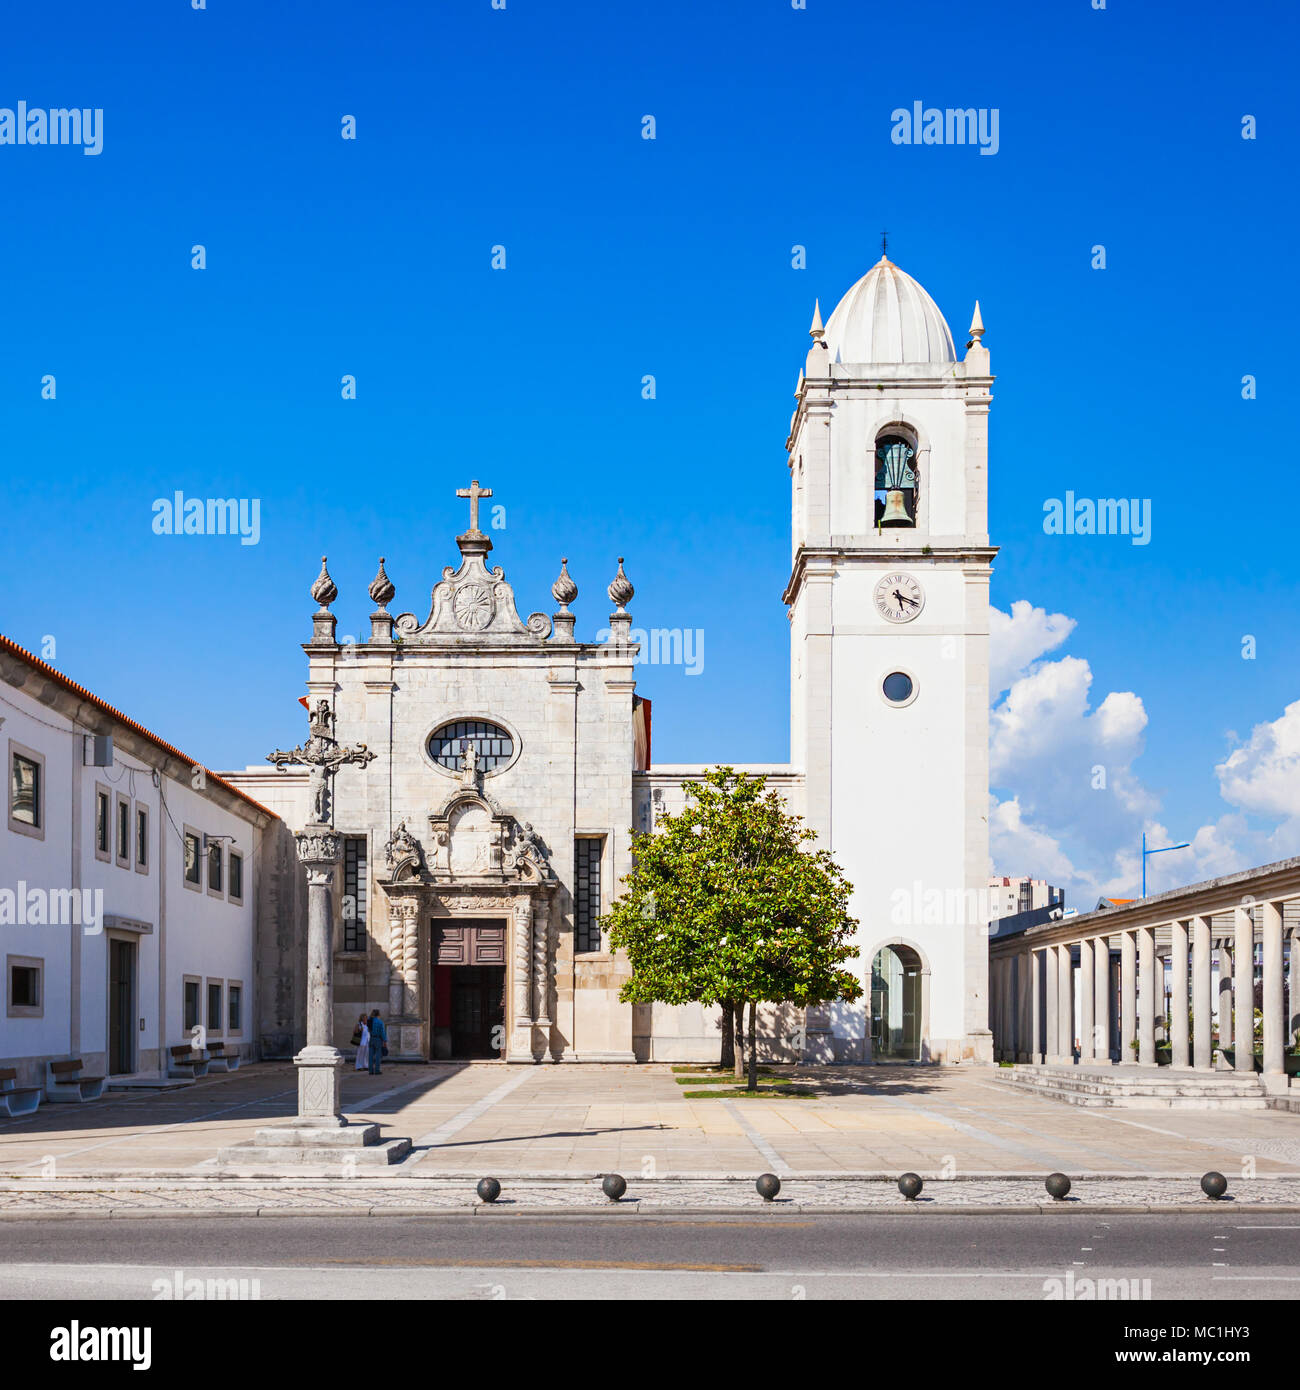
3 1201 1299 1220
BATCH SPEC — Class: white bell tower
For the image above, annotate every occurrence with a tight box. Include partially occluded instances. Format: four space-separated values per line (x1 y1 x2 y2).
784 255 996 1065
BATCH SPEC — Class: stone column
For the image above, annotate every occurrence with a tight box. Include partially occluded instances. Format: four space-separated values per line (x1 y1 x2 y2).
1094 937 1111 1061
1045 945 1059 1064
1262 900 1284 1081
1234 906 1254 1073
1168 919 1189 1068
1137 926 1156 1065
1217 938 1233 1067
294 827 345 1124
508 895 534 1063
1031 949 1044 1063
1289 929 1300 1042
1056 943 1073 1062
1020 952 1035 1062
1192 915 1212 1071
387 898 406 1021
1001 961 1012 1056
400 901 420 1018
1120 930 1137 1064
533 892 553 1042
1078 938 1095 1064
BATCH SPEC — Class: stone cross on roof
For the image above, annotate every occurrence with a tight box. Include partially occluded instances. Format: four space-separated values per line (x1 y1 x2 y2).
456 479 492 535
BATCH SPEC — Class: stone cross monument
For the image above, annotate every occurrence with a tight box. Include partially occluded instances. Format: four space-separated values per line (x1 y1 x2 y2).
267 697 375 1124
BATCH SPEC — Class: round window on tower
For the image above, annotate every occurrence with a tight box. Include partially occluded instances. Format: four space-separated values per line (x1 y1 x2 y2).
881 671 917 707
426 719 516 774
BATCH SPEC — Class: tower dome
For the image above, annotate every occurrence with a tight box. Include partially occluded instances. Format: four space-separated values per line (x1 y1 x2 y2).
823 257 956 366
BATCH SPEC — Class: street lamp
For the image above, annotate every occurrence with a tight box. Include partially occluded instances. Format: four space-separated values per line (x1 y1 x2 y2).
1142 831 1190 898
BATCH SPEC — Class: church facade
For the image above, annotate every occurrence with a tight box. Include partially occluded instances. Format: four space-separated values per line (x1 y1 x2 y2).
227 255 996 1066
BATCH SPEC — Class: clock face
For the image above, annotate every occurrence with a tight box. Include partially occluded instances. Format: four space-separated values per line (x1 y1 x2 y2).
874 572 925 624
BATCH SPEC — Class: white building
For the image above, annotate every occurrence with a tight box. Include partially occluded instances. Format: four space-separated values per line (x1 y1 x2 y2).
779 256 997 1063
222 252 998 1067
990 876 1065 922
0 634 277 1089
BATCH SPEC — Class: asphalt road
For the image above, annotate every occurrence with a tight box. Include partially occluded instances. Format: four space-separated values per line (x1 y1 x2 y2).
1 1213 1297 1299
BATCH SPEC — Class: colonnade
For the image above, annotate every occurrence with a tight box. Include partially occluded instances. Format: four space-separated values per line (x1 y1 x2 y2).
990 894 1300 1083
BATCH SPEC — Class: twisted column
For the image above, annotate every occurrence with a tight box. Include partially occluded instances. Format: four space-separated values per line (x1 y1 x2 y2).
400 900 420 1018
387 898 406 1020
534 895 552 1030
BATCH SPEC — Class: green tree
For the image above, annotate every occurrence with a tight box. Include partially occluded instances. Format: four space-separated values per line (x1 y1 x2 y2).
604 767 862 1091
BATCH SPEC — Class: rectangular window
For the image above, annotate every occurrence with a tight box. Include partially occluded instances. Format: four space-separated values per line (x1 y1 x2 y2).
183 979 200 1031
207 841 224 894
227 984 242 1034
10 964 40 1009
135 806 148 871
9 747 42 834
116 795 130 865
228 851 244 904
95 788 111 861
207 981 223 1034
343 837 367 952
574 837 604 954
183 829 202 888
7 952 43 1020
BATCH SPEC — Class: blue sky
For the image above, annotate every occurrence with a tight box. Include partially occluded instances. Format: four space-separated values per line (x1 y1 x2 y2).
1 0 1296 898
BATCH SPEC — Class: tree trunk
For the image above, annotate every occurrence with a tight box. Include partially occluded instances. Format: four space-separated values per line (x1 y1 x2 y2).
747 1001 758 1092
720 1002 735 1071
733 1002 745 1079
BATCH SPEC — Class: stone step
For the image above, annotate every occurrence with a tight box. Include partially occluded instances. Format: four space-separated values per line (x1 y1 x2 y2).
249 1123 382 1148
1013 1077 1264 1096
992 1069 1268 1110
215 1137 412 1166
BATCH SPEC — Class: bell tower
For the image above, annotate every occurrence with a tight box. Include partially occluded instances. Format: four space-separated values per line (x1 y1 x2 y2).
784 256 996 1064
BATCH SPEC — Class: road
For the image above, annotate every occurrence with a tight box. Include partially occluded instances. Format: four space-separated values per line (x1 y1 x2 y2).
1 1213 1297 1299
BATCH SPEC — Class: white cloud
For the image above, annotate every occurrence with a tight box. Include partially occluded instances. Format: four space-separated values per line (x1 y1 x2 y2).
985 601 1300 903
989 599 1074 697
1215 700 1300 819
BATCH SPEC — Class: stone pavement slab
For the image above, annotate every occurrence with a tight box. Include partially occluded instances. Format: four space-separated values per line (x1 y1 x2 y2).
2 1061 1299 1185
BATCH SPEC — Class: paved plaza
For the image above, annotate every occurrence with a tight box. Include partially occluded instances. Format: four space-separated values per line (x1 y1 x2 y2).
2 1063 1300 1216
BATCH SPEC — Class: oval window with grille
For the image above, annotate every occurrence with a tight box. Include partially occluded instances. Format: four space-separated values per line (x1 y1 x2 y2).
427 719 515 773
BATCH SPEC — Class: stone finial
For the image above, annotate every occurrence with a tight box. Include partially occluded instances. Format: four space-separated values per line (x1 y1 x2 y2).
551 557 578 613
809 299 824 341
309 556 338 645
310 556 337 609
368 557 395 611
607 557 634 613
967 300 985 347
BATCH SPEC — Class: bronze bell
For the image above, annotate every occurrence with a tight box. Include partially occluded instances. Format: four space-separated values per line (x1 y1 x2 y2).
880 489 912 527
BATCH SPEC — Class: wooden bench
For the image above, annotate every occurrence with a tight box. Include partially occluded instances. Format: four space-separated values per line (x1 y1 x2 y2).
0 1068 41 1118
167 1044 209 1080
205 1042 240 1072
45 1058 106 1103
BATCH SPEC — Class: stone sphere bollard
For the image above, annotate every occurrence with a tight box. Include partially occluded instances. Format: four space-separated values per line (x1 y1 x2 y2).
601 1173 628 1202
898 1172 923 1200
756 1173 782 1202
1045 1172 1072 1201
476 1177 501 1204
1201 1171 1228 1200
